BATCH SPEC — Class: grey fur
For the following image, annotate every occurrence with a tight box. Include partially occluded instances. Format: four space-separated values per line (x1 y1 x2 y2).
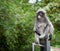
33 9 54 44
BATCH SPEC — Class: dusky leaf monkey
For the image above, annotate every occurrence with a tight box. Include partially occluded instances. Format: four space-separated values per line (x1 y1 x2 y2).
33 9 54 44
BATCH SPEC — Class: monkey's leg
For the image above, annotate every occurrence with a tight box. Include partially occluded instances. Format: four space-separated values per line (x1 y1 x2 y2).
35 33 40 44
39 34 46 38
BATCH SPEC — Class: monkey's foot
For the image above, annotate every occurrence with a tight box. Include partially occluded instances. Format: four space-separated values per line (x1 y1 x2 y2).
32 42 44 47
40 34 48 39
39 34 46 38
35 41 39 44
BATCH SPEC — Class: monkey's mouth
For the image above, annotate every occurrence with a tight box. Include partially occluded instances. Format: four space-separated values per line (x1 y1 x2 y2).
38 15 41 19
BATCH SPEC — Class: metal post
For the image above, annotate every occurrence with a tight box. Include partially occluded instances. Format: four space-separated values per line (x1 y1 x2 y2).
40 39 50 51
32 43 35 51
45 39 50 51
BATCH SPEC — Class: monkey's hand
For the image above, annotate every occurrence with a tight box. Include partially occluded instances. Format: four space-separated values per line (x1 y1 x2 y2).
39 34 48 39
34 31 41 36
49 34 52 40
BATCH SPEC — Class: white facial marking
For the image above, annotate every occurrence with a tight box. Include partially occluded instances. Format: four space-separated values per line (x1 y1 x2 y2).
38 15 41 19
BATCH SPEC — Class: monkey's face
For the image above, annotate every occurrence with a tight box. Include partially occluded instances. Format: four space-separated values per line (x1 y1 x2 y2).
37 11 45 19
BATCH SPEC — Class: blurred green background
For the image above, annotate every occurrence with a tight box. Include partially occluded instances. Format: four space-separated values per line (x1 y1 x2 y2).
0 0 60 51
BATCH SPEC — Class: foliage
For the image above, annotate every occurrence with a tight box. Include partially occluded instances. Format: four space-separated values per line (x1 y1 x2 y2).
0 0 60 51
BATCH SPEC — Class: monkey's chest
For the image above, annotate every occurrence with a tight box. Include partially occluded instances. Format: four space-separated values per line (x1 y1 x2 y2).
37 23 46 28
37 23 47 34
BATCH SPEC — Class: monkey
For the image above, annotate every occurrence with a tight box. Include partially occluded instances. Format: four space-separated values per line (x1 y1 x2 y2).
33 9 54 44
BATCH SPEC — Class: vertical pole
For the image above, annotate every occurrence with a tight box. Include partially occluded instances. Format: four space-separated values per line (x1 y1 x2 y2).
32 43 35 51
40 39 50 51
45 40 50 51
40 39 45 51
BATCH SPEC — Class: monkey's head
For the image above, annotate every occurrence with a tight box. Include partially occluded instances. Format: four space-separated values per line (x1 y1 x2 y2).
36 9 46 19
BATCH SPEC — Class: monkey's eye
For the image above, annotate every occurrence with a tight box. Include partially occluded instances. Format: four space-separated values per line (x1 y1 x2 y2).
40 13 43 16
37 11 45 17
40 12 45 16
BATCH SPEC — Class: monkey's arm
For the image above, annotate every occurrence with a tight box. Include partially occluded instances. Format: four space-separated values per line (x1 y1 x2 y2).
33 21 37 32
33 18 38 32
46 16 54 35
33 24 37 33
46 16 54 40
49 23 54 40
33 22 41 36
